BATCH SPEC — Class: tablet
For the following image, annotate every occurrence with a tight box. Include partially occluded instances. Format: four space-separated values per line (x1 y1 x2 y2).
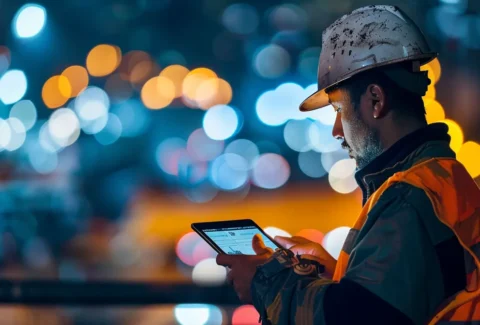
191 219 282 255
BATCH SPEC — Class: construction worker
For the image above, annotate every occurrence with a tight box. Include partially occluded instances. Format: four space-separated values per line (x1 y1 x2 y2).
217 5 480 325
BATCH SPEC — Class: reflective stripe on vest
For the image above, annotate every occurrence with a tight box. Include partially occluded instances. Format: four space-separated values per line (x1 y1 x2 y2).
332 158 480 324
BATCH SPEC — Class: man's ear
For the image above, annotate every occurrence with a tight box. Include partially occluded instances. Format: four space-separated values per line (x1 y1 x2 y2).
367 84 386 119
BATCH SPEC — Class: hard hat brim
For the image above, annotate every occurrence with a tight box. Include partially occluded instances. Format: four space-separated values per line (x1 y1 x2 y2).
299 89 329 112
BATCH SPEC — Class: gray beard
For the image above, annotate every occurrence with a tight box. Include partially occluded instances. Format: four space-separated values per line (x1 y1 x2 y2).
355 128 384 170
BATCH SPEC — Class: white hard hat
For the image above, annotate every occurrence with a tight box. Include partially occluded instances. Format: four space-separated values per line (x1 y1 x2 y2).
299 5 437 112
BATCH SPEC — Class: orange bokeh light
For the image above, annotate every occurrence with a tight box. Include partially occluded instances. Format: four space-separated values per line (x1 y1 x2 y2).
141 76 175 109
160 65 190 98
182 68 217 106
457 141 480 179
196 78 233 109
421 58 441 85
424 100 445 124
42 75 72 109
86 44 122 77
61 65 89 97
441 119 464 153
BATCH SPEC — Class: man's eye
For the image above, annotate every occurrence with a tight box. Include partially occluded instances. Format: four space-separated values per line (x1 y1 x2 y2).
334 107 342 113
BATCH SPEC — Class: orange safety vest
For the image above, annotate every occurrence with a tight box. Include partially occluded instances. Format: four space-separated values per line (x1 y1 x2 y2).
333 158 480 324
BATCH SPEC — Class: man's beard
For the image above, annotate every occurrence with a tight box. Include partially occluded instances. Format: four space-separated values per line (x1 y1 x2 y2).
354 127 383 169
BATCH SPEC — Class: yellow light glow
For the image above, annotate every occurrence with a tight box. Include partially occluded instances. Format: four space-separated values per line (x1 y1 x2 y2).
457 141 480 178
182 68 217 105
196 78 233 109
160 65 190 98
42 75 72 109
86 44 122 77
423 81 436 100
61 66 89 97
141 76 175 109
425 100 445 124
441 119 464 153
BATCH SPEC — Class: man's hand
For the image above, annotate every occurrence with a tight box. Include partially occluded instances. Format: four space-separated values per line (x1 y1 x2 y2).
275 236 337 277
216 234 273 303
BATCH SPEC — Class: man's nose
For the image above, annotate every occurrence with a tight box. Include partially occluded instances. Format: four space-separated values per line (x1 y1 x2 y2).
332 113 344 139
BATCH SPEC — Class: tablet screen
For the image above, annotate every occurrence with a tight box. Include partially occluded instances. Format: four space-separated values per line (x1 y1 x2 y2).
204 225 278 255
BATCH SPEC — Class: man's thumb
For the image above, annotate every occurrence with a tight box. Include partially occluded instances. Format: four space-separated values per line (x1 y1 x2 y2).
252 234 272 255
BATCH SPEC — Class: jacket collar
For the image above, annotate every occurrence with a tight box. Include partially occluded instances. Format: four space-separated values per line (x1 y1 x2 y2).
354 123 454 205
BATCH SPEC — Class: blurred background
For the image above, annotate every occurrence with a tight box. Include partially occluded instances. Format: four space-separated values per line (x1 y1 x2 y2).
0 0 479 323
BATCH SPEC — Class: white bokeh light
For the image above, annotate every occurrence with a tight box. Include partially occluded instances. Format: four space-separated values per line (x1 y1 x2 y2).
252 153 290 189
174 304 210 325
225 139 259 170
321 149 350 173
9 100 37 131
0 119 12 150
5 118 26 151
210 153 249 191
48 108 81 148
283 119 312 152
75 86 110 134
192 258 227 286
308 120 341 153
328 159 358 194
203 104 240 141
322 227 351 259
264 227 291 238
0 70 28 105
13 4 47 38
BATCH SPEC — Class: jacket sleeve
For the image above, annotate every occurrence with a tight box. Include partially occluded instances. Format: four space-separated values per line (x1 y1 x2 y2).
251 186 447 325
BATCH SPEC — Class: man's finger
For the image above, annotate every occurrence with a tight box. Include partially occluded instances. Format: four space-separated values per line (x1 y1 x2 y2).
216 254 234 267
289 243 317 256
252 234 273 255
274 236 297 249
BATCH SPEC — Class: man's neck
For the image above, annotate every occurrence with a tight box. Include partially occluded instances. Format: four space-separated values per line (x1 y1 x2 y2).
379 120 427 152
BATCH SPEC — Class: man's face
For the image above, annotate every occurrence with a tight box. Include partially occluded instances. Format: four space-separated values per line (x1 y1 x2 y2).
328 87 383 169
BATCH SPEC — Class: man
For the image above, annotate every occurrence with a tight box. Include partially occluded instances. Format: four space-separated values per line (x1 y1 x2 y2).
217 5 480 325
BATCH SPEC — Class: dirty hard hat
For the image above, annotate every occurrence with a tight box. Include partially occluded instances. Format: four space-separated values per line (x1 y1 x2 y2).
299 5 437 112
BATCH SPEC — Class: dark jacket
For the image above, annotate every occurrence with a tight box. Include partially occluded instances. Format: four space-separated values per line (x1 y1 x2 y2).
251 123 466 325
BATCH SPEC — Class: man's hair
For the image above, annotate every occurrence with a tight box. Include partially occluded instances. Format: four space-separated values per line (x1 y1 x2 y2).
328 63 428 122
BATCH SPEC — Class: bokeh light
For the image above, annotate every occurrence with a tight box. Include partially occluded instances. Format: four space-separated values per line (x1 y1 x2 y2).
13 4 46 38
268 4 307 31
176 232 202 266
232 305 259 325
322 226 351 259
184 182 218 203
321 149 349 172
191 238 218 263
252 153 290 189
421 58 441 85
192 258 227 286
94 113 123 145
61 66 89 97
210 154 249 191
203 104 240 141
74 86 110 134
253 44 290 79
112 99 150 137
0 70 28 105
196 78 233 109
298 151 327 178
295 229 324 244
0 119 12 150
9 100 37 131
156 137 187 176
424 99 445 124
256 82 304 126
48 108 81 148
225 139 259 170
5 118 26 151
130 57 160 87
308 120 341 153
105 73 133 104
328 159 358 194
39 121 63 152
141 76 175 109
42 75 72 109
423 80 436 100
457 141 480 178
264 227 291 238
118 50 150 81
160 65 190 98
283 119 312 152
0 46 11 75
441 119 464 153
187 128 224 162
222 3 259 35
86 44 122 77
174 304 221 325
182 68 217 106
28 145 58 174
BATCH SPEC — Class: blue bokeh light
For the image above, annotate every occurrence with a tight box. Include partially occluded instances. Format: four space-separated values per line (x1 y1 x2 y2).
0 70 28 105
13 4 47 39
203 104 240 141
210 153 249 191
